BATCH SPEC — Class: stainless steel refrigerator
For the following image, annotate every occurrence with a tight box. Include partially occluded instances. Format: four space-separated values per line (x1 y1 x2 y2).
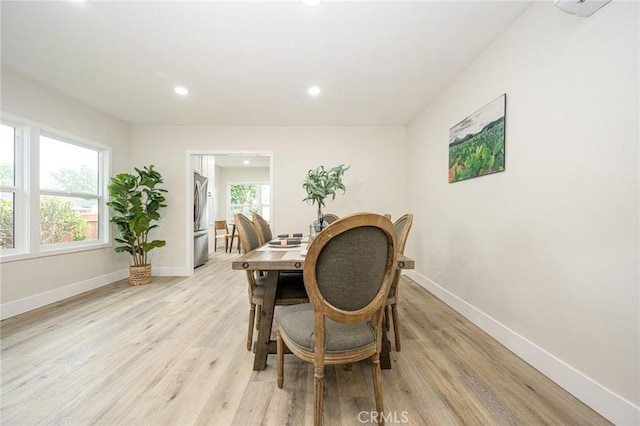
194 172 209 268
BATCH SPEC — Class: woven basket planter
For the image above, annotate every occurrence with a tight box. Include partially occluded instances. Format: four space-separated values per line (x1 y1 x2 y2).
129 264 152 286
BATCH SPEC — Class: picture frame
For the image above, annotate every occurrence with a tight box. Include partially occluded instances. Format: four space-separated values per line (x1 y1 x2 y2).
449 94 506 183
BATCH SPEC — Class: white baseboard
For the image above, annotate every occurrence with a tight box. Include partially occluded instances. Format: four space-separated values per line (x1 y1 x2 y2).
1 268 128 320
0 266 188 320
404 270 640 426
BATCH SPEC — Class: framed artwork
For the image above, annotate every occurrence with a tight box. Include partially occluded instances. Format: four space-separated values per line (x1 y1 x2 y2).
449 94 506 183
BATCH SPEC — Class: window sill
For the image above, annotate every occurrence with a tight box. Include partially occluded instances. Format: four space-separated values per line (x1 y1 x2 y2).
0 242 112 264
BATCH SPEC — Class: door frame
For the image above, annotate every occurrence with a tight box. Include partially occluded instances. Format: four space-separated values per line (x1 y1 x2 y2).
185 150 274 274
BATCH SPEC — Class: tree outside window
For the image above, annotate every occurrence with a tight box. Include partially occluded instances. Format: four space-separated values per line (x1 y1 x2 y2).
0 124 16 249
228 183 270 221
0 194 13 249
40 196 88 244
230 184 257 216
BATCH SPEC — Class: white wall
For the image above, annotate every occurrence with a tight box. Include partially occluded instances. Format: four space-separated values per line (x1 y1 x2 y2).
214 165 223 224
406 2 639 423
0 67 132 314
130 126 407 274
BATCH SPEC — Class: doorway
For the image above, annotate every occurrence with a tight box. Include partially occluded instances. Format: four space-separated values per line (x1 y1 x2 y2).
187 151 273 273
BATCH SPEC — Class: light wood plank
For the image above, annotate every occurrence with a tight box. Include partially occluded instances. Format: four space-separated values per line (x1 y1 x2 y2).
1 252 610 425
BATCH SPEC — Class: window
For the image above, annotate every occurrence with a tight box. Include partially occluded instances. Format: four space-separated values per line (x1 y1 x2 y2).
40 135 101 245
0 116 110 261
0 124 16 249
228 183 271 221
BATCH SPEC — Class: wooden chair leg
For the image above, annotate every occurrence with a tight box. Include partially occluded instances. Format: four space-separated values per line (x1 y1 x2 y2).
371 353 385 426
247 304 256 351
314 367 325 426
391 303 401 352
225 236 229 253
277 327 284 388
385 306 391 331
255 305 262 330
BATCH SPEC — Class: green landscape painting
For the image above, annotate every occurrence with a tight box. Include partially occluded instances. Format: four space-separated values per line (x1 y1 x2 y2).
449 94 506 183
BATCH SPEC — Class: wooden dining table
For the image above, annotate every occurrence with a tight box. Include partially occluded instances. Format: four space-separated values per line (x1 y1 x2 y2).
232 242 415 371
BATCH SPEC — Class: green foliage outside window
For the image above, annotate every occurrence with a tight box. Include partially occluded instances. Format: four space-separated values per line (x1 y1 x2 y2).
40 196 88 244
0 198 13 248
230 184 257 205
230 184 259 217
0 196 89 248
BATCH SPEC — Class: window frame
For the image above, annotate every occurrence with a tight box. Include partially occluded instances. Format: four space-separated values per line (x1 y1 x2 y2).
0 122 21 254
0 113 112 263
38 132 105 250
227 181 271 222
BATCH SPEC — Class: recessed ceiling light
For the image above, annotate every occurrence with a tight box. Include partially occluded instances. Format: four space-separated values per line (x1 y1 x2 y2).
243 160 250 165
174 86 189 96
301 0 322 6
308 86 321 96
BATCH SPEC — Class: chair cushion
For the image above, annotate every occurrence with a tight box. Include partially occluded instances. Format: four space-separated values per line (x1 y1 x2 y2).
276 304 376 354
253 274 308 300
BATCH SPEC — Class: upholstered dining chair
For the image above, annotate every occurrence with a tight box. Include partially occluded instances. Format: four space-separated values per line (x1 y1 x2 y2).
275 213 397 426
384 213 413 351
321 213 339 225
214 220 231 252
252 213 273 245
234 213 308 351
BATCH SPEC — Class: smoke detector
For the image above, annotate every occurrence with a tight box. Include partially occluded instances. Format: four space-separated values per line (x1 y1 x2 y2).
554 0 612 17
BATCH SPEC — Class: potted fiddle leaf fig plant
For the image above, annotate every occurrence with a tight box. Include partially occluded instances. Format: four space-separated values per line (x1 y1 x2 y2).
302 164 349 230
107 165 167 286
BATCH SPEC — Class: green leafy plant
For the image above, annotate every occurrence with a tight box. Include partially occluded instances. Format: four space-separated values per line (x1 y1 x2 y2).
302 164 349 227
107 165 167 266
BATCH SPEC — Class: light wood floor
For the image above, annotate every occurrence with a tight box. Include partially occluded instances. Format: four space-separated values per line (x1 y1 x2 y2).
1 252 609 425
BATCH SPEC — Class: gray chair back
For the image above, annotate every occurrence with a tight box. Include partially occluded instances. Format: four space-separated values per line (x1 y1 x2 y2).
317 227 389 311
253 213 273 245
322 213 339 225
393 214 413 255
304 213 397 324
235 213 261 253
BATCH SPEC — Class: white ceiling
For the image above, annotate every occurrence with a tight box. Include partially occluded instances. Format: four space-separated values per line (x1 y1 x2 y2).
1 1 532 127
